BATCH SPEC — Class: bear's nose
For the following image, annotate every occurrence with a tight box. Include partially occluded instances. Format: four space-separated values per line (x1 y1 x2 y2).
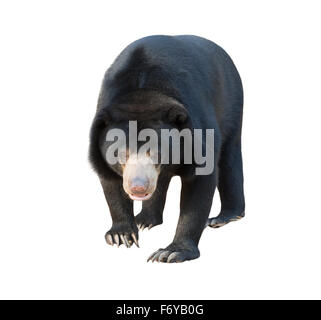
129 178 149 195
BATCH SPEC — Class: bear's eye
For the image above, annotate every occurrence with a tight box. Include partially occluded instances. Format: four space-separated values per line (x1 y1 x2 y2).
118 149 129 165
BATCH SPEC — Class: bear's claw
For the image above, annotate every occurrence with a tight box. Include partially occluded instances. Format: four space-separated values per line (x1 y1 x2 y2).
105 231 139 248
138 223 153 231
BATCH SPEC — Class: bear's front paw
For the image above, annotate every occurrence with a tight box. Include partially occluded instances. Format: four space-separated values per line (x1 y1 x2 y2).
147 241 200 263
105 222 139 248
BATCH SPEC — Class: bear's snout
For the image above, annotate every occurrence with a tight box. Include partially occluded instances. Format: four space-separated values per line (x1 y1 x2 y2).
129 178 149 196
127 176 153 201
122 153 159 201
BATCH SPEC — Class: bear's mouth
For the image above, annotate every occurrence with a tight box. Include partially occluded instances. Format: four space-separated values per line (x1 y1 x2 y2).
129 193 153 201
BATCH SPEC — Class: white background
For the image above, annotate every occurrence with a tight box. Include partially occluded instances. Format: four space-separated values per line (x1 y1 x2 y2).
0 0 320 300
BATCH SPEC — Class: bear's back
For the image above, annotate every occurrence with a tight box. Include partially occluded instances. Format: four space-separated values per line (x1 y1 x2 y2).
100 35 242 135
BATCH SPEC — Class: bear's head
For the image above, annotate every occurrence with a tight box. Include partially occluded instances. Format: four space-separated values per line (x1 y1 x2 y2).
90 90 190 201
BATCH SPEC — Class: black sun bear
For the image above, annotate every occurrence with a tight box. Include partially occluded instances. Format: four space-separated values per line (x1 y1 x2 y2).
89 35 245 263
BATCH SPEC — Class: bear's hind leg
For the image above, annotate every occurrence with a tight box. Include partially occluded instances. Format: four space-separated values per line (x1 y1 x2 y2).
208 140 245 229
135 173 171 231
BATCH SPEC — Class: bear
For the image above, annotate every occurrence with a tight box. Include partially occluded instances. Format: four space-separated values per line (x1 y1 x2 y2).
89 35 245 263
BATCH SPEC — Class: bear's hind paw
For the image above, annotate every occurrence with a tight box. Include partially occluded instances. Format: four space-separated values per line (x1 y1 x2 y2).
135 212 163 231
206 212 245 229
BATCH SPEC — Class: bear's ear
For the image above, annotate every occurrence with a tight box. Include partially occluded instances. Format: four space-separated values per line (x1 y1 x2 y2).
94 109 112 127
167 102 188 125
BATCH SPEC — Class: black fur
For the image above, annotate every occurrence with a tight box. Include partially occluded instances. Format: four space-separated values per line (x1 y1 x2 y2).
89 35 245 262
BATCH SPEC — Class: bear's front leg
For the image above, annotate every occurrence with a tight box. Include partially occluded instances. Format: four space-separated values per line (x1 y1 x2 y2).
148 175 216 263
100 177 139 248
